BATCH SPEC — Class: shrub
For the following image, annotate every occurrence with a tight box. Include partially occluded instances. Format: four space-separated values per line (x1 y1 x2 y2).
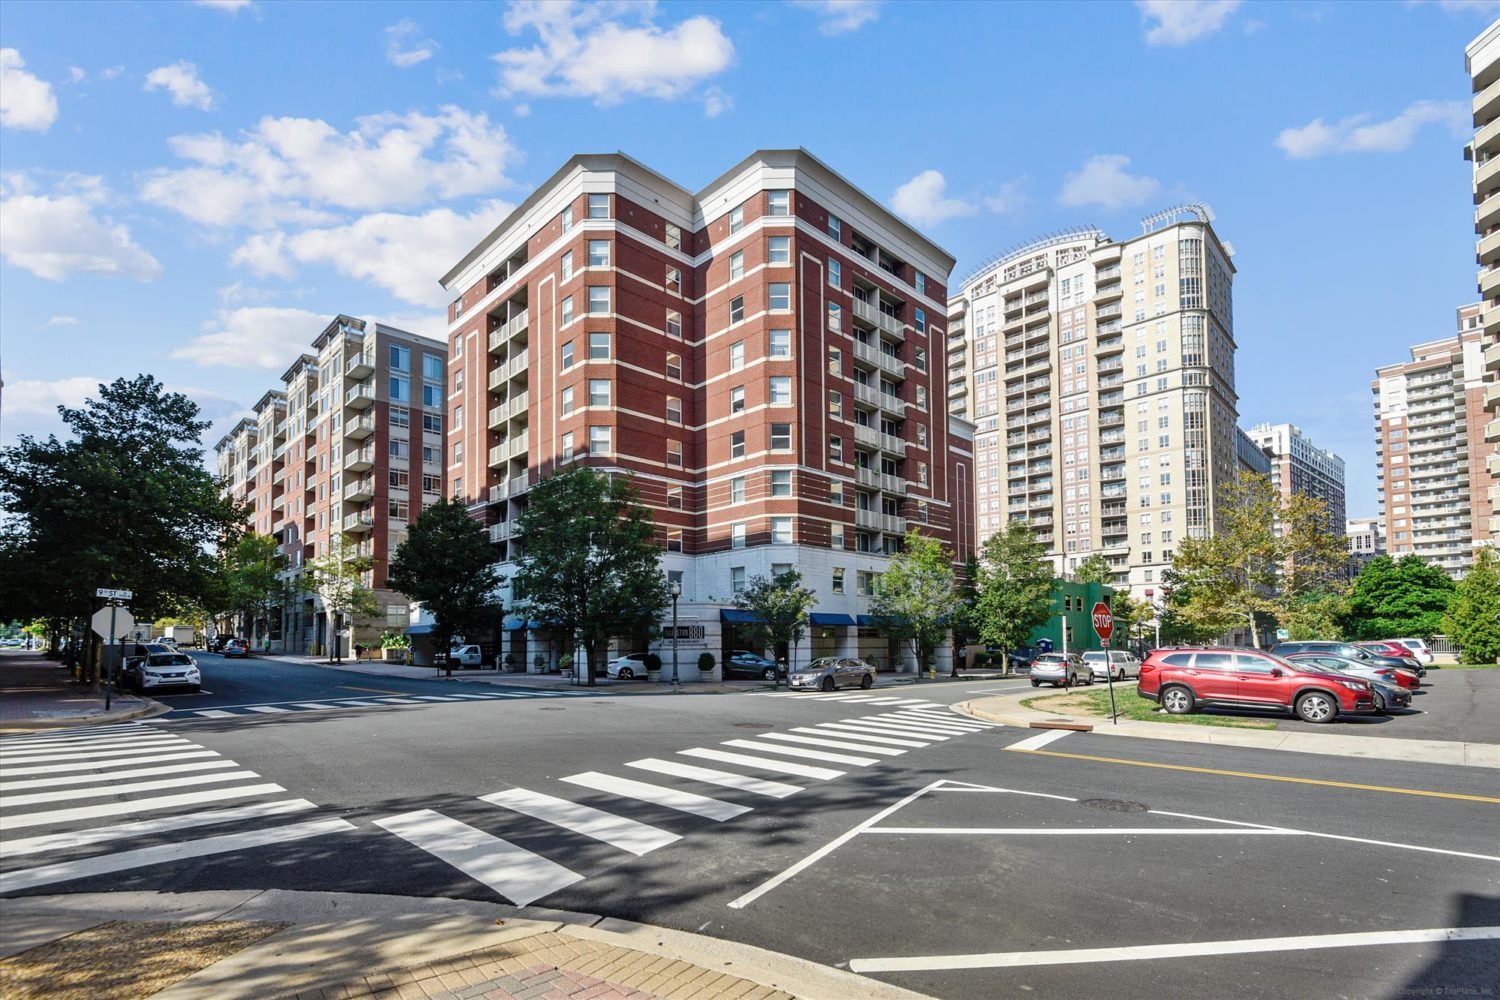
644 652 662 671
558 653 573 670
533 653 545 669
697 652 715 673
503 653 516 667
380 630 410 650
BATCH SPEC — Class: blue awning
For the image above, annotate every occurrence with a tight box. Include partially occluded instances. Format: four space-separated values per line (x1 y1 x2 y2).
502 615 527 632
809 613 855 627
404 624 435 636
857 615 877 627
720 609 765 625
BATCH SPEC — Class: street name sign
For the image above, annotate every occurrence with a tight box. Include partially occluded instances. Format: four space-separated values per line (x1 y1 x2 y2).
96 588 133 601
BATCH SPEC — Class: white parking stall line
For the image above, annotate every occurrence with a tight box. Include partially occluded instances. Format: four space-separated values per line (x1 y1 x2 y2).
831 721 952 740
758 733 905 757
481 788 679 855
865 827 1300 836
847 926 1500 973
1007 730 1074 752
242 706 293 715
1 760 239 793
625 759 802 799
1 784 287 832
0 750 221 777
795 726 931 748
0 799 320 859
1148 809 1500 864
562 772 751 822
678 748 845 781
193 710 237 719
375 809 584 907
719 739 878 767
2 770 263 808
0 818 356 895
0 742 198 764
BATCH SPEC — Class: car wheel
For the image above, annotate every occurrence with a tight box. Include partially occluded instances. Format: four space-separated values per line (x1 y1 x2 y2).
860 673 873 689
1161 685 1195 715
1083 671 1094 686
1031 678 1040 687
821 677 836 693
618 667 633 680
1373 691 1388 715
762 667 777 681
1295 691 1338 724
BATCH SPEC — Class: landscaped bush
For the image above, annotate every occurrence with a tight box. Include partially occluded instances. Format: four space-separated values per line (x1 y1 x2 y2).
698 652 715 673
645 653 662 671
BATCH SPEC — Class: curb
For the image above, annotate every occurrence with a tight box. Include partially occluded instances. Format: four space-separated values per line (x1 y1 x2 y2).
0 695 171 733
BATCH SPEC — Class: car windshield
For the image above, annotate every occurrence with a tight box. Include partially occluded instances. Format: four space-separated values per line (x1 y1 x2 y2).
149 654 192 666
1034 654 1065 664
1082 652 1104 661
806 658 837 670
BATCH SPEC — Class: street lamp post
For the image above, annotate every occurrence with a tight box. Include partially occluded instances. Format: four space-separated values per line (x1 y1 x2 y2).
669 580 681 690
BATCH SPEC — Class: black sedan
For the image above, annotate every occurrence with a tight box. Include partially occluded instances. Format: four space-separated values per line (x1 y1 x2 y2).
725 650 780 681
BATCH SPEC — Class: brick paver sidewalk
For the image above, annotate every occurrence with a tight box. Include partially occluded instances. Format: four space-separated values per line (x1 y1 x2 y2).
0 651 154 729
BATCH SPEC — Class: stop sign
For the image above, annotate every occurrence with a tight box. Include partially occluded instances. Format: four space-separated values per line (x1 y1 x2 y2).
1091 601 1114 643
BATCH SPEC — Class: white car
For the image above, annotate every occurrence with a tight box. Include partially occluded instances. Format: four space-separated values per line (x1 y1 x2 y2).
126 651 201 693
1082 650 1140 681
788 657 874 692
606 652 653 679
1391 638 1434 665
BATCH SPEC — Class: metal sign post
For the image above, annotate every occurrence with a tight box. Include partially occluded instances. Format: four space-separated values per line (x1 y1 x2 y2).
91 599 134 712
1092 601 1117 725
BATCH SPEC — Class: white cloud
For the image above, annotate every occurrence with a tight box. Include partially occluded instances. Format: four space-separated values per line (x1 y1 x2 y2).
982 179 1028 216
3 376 104 417
1417 0 1500 11
0 174 164 281
193 0 256 12
144 61 216 110
1058 154 1162 210
0 49 59 131
216 281 284 305
1275 100 1468 158
171 306 329 369
266 200 513 307
495 1 734 106
66 66 86 83
229 231 293 277
44 315 80 327
101 66 124 80
703 86 733 118
1136 0 1242 45
386 19 438 68
890 170 976 228
141 106 517 226
791 0 882 34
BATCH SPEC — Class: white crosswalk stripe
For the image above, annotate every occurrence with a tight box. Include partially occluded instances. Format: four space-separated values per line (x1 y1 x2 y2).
1 739 192 763
679 747 846 780
720 739 878 767
0 800 319 859
821 721 951 740
857 716 975 735
160 686 591 722
758 733 905 756
481 789 678 855
561 772 750 821
375 810 584 906
2 770 263 808
243 705 292 714
0 759 240 793
2 784 287 831
0 750 222 777
794 726 930 748
624 758 802 799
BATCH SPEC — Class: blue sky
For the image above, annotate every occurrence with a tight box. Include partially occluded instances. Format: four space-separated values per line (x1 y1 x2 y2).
0 0 1492 518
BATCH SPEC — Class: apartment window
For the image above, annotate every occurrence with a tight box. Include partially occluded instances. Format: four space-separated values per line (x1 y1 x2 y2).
451 441 462 464
390 469 410 489
422 381 442 407
729 205 744 233
666 352 682 380
829 390 843 418
561 431 575 462
1158 434 1170 448
667 439 683 468
916 386 927 410
666 266 681 292
770 423 792 450
829 481 843 505
588 286 610 314
561 250 574 282
767 190 790 216
422 474 441 495
390 406 410 429
730 476 746 503
587 193 609 219
453 368 464 393
828 347 842 375
730 430 746 459
666 395 682 424
918 461 928 486
769 329 791 357
914 308 926 333
390 345 410 372
730 296 745 324
828 258 841 288
588 332 610 359
588 379 610 407
666 310 682 339
667 487 683 510
420 444 437 464
561 386 575 415
769 236 791 264
914 347 927 372
771 470 792 496
857 571 875 597
731 566 746 593
917 424 928 447
390 499 409 520
829 435 843 462
828 302 842 331
561 341 574 370
915 271 926 296
828 214 842 240
389 376 410 402
561 205 573 232
732 523 746 549
453 405 463 429
832 567 846 594
561 295 574 326
771 517 793 544
729 250 744 281
667 529 683 553
665 223 681 250
769 283 791 311
587 240 609 267
769 376 792 405
730 340 745 370
730 386 746 414
588 425 612 455
831 523 845 548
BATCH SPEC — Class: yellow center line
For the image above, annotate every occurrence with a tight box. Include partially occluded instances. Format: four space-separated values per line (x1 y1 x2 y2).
1012 748 1500 805
339 685 419 697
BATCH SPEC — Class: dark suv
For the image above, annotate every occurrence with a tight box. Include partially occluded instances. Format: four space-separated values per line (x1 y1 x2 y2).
1139 647 1377 723
1271 641 1421 676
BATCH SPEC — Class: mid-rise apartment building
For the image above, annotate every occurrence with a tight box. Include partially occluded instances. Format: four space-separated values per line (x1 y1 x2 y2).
1346 517 1385 571
948 205 1239 594
1245 422 1347 532
215 315 448 654
1464 22 1500 542
1371 304 1495 577
440 150 974 675
1235 425 1272 478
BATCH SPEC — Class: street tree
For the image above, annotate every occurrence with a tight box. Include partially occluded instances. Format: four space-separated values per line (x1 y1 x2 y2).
973 520 1054 674
1073 553 1112 586
869 530 957 676
512 466 669 686
734 568 817 686
1110 592 1156 649
1343 555 1455 640
1280 591 1350 641
388 498 502 677
306 533 378 663
0 375 244 682
1442 548 1500 664
227 533 287 643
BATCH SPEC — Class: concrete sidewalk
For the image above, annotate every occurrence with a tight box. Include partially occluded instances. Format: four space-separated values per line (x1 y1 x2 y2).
957 688 1500 769
0 890 928 1000
0 652 162 732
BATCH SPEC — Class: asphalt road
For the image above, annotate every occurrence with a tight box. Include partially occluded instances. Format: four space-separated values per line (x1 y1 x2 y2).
3 662 1495 1000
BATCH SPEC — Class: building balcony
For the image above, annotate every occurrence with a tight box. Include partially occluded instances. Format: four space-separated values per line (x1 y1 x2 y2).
488 521 513 543
342 511 374 534
274 419 288 442
853 381 906 417
345 382 376 409
344 414 375 440
344 478 374 502
878 311 905 338
1486 415 1500 443
1093 282 1123 303
1095 302 1122 320
1479 228 1500 267
856 466 906 494
488 390 530 429
1478 191 1500 236
1485 339 1500 372
855 509 906 535
852 339 905 378
487 308 530 353
489 349 530 391
344 446 374 472
852 423 906 456
1480 263 1500 300
346 351 375 379
852 297 879 327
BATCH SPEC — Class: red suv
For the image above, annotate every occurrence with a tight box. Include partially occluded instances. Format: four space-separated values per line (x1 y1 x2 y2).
1138 648 1377 724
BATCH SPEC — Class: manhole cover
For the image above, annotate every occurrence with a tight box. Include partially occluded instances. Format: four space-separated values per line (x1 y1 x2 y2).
734 722 772 729
1079 798 1148 813
538 706 565 711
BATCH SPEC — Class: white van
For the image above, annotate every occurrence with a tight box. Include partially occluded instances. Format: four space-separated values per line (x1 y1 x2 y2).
1082 649 1140 681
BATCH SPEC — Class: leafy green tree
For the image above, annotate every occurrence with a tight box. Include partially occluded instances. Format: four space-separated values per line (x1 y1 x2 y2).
1074 553 1112 586
1280 592 1350 641
1343 555 1454 640
306 534 378 663
1110 592 1156 648
1156 568 1233 645
0 376 245 684
973 520 1054 674
735 568 817 686
388 498 502 677
227 533 287 643
512 466 668 686
869 530 957 676
1443 548 1500 664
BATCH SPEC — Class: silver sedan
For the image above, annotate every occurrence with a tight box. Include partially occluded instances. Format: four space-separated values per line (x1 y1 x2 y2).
789 656 875 692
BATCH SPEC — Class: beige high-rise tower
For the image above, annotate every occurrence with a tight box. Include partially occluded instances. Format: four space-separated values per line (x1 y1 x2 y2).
948 205 1239 595
1465 21 1500 542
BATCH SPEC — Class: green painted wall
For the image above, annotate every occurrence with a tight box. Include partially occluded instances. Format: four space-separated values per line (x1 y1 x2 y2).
1028 580 1115 653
